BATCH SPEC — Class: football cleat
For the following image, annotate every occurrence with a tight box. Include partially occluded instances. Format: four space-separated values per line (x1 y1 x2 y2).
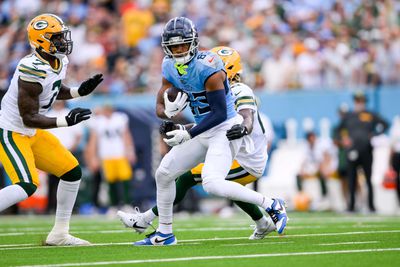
117 208 150 234
266 198 288 234
134 231 177 246
45 232 91 246
249 217 276 240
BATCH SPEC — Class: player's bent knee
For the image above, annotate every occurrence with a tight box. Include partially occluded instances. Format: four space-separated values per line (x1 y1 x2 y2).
16 182 37 197
155 166 174 183
202 179 226 197
60 165 82 182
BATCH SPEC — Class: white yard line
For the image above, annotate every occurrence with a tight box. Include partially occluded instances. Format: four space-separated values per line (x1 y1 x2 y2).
0 243 35 247
1 224 397 237
16 248 400 267
221 241 295 247
179 229 400 242
318 241 379 246
1 229 399 251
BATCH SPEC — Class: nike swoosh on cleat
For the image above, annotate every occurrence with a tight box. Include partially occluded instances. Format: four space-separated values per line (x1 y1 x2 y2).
133 222 147 229
154 236 174 243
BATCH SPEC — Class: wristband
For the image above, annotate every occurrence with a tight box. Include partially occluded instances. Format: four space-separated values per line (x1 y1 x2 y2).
70 87 81 98
56 116 68 127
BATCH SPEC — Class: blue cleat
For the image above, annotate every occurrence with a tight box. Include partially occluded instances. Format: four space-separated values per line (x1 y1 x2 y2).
266 198 288 234
134 231 177 246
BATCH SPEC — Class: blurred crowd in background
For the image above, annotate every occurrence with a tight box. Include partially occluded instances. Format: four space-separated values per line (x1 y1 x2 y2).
1 0 400 96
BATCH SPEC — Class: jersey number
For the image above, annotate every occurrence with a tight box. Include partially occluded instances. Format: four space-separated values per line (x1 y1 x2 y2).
187 91 211 116
42 80 61 109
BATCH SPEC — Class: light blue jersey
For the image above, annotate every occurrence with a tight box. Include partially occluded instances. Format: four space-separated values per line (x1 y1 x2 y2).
162 50 236 124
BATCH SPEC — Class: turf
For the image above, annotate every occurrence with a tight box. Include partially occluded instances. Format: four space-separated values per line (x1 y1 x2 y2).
0 212 399 267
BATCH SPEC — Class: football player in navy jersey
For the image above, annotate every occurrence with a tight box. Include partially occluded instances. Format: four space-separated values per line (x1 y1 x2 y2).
133 17 287 246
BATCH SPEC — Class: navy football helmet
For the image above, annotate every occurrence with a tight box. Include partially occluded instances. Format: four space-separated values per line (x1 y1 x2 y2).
161 17 199 64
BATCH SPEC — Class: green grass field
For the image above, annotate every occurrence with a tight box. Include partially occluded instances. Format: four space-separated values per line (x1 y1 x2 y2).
0 212 399 267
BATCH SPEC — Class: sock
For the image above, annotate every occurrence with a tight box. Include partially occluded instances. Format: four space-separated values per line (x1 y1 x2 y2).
203 179 273 209
234 201 264 221
122 180 131 204
0 185 28 212
143 209 157 223
108 182 119 206
50 180 80 235
155 168 176 234
151 171 197 217
255 216 268 229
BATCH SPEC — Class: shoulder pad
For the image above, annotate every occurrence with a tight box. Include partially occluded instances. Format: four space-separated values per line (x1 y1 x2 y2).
18 55 48 81
197 51 221 69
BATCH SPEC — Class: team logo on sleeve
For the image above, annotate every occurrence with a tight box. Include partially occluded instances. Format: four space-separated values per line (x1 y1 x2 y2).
33 20 48 30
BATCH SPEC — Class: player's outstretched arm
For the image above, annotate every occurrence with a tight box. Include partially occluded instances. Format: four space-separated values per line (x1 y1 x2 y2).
57 74 103 99
18 78 92 129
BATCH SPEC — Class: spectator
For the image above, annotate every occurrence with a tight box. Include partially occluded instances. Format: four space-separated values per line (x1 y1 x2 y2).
0 1 400 92
337 91 389 212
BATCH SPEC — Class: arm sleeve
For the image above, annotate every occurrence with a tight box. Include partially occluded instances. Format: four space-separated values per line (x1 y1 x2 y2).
188 89 227 138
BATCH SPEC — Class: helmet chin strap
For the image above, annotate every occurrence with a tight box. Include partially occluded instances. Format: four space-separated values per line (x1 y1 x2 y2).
54 53 67 60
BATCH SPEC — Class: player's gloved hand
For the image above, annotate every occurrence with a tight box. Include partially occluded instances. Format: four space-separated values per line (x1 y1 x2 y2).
226 124 248 140
159 120 182 135
163 129 191 146
78 74 104 96
65 108 92 126
163 91 188 118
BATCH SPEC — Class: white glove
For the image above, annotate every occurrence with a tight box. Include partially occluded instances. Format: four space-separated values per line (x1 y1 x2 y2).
163 129 191 146
163 91 188 118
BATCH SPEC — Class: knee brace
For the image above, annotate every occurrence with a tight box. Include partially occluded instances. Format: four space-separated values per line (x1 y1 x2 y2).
60 165 82 182
16 182 37 197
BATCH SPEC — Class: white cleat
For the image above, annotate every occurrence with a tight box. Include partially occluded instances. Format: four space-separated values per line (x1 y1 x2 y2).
45 233 91 246
117 208 150 234
249 217 276 240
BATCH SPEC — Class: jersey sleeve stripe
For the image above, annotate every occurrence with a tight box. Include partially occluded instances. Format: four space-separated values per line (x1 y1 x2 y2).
236 99 255 105
19 64 47 74
18 68 46 79
235 102 256 109
235 96 253 101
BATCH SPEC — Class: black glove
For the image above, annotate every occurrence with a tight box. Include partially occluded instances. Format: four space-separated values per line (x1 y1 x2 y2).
65 108 92 126
78 74 104 96
159 120 177 135
226 124 248 140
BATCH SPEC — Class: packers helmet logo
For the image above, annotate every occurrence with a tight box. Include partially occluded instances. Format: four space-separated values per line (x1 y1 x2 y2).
217 49 233 56
33 20 48 30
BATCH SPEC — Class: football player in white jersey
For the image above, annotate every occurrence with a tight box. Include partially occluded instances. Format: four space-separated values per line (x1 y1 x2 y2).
118 46 283 240
0 14 103 246
86 105 136 212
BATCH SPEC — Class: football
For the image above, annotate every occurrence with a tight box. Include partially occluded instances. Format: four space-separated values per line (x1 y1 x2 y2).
166 86 184 102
